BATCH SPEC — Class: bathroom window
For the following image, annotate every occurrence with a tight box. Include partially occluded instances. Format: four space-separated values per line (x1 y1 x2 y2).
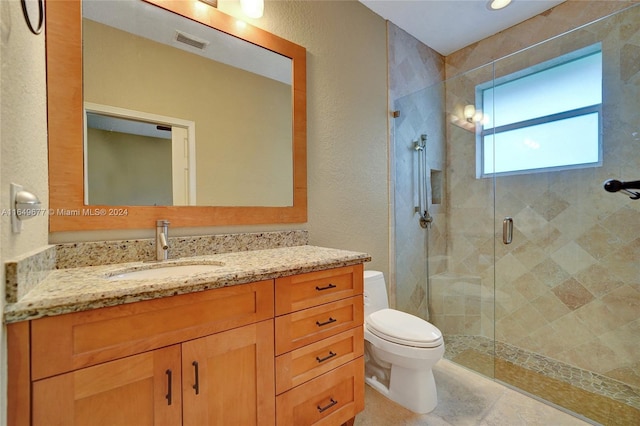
476 44 602 177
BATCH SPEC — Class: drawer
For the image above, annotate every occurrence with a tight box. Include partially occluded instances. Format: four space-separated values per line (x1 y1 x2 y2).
31 280 274 380
275 296 363 356
276 326 364 395
276 357 364 426
275 264 363 315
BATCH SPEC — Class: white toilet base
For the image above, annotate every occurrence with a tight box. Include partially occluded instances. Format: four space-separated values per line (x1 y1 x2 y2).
365 364 438 414
363 271 444 415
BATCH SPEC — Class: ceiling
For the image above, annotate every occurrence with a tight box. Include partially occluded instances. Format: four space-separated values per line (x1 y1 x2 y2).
359 0 566 55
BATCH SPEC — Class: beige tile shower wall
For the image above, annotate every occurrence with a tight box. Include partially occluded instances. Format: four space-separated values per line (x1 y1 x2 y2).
388 24 446 318
445 4 640 387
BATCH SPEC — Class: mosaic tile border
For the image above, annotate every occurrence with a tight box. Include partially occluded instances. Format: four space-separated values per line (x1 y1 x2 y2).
444 334 640 410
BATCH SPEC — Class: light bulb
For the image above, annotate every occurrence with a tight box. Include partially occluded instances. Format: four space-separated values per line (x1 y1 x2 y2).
489 0 512 10
240 0 264 19
464 105 476 123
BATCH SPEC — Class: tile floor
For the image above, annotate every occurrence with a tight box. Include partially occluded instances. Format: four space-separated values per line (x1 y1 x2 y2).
355 359 593 426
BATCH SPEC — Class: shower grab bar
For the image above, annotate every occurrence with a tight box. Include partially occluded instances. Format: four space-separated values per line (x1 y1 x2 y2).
603 179 640 200
414 134 433 228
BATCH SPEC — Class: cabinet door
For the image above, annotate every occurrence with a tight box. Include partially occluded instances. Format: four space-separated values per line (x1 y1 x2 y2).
182 319 275 426
32 345 181 426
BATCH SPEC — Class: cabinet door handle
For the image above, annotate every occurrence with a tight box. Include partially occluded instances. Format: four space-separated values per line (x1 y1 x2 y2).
317 398 338 413
315 283 337 291
165 369 172 406
316 317 337 327
192 361 200 395
316 351 337 363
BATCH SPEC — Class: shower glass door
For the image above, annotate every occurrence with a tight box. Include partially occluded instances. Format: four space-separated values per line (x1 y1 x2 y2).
489 5 640 424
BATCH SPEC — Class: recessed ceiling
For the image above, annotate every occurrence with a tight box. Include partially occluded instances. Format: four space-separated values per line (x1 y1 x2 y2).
359 0 567 55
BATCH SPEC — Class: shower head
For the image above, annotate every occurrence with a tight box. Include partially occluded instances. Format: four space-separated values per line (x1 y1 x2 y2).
604 179 640 200
604 179 622 193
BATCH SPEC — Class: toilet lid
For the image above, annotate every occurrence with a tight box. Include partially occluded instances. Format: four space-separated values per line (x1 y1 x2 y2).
366 309 443 348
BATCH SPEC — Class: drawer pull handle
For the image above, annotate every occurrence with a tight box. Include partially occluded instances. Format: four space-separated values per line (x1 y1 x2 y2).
316 317 337 327
317 398 338 413
315 283 337 291
192 361 200 395
316 351 337 363
165 369 172 406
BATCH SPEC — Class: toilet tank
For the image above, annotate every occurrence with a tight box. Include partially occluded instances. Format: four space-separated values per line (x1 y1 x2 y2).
364 270 389 317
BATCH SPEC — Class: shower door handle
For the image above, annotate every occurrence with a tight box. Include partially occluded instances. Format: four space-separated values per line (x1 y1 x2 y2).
503 217 513 244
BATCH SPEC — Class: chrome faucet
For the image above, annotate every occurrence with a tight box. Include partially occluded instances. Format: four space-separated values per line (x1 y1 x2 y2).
156 219 170 261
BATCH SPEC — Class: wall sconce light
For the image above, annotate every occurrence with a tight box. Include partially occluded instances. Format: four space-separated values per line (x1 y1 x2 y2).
464 105 476 123
11 183 42 233
198 0 218 7
241 0 264 18
464 104 486 124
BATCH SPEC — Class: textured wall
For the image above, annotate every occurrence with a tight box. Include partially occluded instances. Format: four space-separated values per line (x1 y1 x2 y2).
1 0 50 424
0 2 49 259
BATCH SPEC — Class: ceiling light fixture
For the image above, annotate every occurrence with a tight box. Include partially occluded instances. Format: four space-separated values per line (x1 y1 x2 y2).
488 0 512 10
240 0 264 19
198 0 218 7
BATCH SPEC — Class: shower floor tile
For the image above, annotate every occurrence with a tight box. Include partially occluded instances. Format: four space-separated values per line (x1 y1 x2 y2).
445 335 640 425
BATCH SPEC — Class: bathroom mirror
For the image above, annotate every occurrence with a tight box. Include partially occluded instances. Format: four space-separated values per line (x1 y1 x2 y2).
46 0 307 231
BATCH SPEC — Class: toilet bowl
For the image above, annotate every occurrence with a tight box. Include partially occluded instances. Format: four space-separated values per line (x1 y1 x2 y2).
363 270 444 414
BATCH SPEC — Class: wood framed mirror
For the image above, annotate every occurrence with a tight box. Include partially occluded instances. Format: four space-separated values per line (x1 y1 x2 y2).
46 0 306 232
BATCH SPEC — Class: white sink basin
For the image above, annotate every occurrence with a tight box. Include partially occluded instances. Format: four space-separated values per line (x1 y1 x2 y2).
107 262 224 281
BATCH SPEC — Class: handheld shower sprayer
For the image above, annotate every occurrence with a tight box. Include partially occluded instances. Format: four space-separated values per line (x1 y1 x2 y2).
603 179 640 200
414 134 433 228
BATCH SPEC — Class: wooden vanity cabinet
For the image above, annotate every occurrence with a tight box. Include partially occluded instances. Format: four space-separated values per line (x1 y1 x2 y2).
27 280 275 426
274 264 365 426
7 265 366 426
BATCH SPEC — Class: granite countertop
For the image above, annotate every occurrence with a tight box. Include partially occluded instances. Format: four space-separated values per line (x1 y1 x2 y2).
4 245 371 323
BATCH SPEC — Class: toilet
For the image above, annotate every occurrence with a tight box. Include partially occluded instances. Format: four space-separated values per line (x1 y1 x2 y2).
363 270 444 414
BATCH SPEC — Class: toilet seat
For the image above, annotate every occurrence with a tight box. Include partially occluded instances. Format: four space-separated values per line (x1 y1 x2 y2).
366 308 443 348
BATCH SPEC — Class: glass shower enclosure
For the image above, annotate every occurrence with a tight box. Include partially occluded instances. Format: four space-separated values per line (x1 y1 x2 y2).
392 4 640 424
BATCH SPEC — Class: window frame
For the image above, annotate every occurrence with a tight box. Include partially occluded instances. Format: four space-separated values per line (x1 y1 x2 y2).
476 43 603 178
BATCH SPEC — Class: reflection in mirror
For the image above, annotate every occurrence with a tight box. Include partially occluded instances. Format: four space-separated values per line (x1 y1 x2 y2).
85 109 196 206
83 0 293 207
